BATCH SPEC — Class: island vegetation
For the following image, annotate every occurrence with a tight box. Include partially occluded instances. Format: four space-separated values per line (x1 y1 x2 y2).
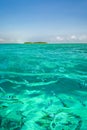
24 42 47 44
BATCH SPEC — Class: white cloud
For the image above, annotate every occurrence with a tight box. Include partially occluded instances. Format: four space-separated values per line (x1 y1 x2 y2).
56 36 64 41
15 39 24 43
0 37 24 43
78 35 87 41
70 35 77 40
0 38 5 42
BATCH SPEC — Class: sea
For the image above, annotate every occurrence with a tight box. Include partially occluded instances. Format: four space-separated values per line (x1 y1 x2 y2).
0 43 87 130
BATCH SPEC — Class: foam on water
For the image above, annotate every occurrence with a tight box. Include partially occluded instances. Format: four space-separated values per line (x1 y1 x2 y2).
0 43 87 130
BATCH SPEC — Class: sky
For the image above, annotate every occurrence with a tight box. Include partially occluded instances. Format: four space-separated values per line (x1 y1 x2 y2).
0 0 87 43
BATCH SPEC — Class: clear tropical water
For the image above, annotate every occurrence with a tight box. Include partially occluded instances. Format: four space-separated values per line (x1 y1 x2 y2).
0 43 87 130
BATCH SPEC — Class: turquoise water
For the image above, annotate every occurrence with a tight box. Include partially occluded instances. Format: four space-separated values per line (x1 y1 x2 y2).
0 43 87 130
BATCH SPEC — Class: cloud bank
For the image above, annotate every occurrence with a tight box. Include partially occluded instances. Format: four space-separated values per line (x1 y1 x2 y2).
0 34 87 43
55 34 87 43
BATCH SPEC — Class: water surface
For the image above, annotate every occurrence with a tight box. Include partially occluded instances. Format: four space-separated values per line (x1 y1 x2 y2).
0 43 87 130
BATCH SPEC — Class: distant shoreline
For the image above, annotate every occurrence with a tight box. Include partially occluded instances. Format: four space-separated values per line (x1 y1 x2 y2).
23 42 87 45
24 42 48 44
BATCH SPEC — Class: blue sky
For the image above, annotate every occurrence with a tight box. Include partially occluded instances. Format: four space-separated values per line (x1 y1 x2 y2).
0 0 87 43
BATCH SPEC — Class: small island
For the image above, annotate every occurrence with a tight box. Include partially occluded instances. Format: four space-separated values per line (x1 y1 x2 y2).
24 42 47 44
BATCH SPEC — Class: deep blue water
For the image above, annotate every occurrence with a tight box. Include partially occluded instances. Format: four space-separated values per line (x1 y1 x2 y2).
0 43 87 130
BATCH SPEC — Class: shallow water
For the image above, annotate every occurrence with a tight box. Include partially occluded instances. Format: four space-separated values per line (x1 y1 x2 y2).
0 43 87 130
